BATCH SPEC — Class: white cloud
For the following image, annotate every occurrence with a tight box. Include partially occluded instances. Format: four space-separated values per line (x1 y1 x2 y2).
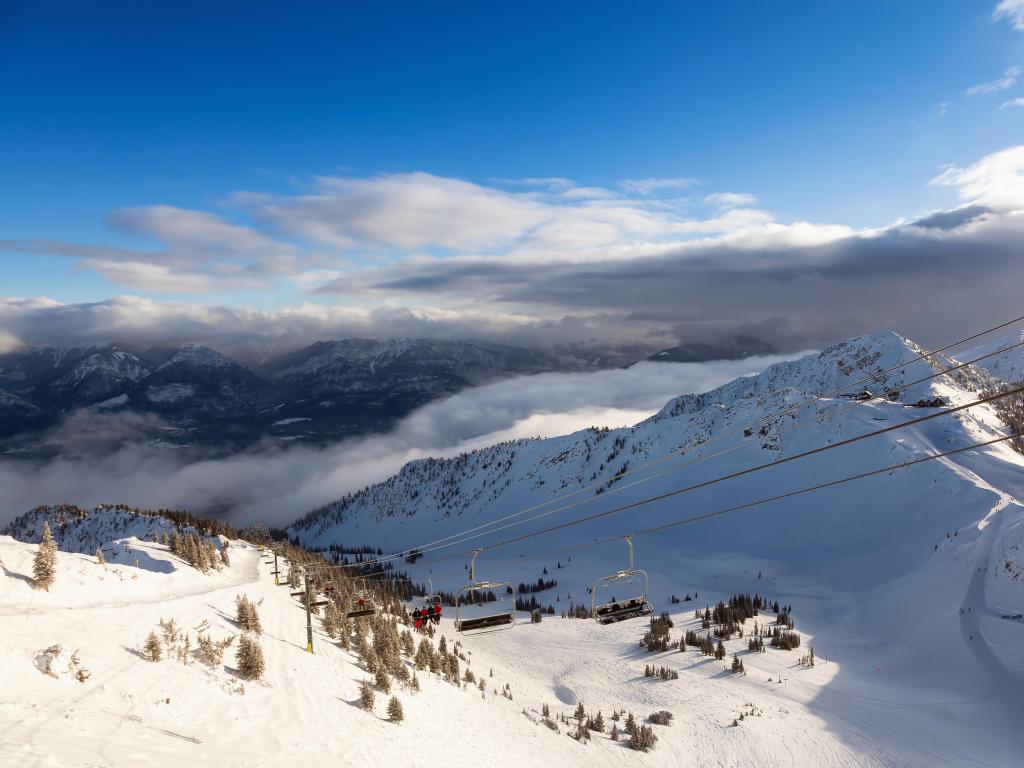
966 65 1021 95
994 0 1024 30
1 206 306 293
1000 97 1024 109
619 177 701 195
255 172 550 251
705 192 758 208
930 145 1024 208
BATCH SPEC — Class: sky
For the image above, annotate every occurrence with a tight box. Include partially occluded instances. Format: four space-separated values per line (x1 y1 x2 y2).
3 1 1024 355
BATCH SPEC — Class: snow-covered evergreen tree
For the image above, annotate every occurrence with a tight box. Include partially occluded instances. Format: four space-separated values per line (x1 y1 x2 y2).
236 633 264 680
387 695 404 723
143 631 162 662
33 521 57 590
359 679 375 711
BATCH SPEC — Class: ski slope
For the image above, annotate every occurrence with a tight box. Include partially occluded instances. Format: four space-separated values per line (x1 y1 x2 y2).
1 528 1021 767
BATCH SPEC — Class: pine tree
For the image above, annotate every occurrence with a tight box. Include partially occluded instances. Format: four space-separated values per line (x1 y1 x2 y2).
170 529 182 556
236 633 265 680
95 547 105 565
194 535 211 572
220 541 231 568
33 521 57 591
375 667 392 694
359 679 376 711
625 712 637 736
610 723 619 741
236 595 262 634
387 696 404 723
143 631 162 662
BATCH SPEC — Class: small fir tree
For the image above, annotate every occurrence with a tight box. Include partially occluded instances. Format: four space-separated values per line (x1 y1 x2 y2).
143 631 162 662
95 547 105 565
359 679 376 711
33 521 58 590
236 633 265 680
387 696 404 723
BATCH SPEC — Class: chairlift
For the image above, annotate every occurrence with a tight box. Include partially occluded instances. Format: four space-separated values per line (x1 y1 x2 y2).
455 549 515 634
591 536 653 624
413 578 443 629
346 577 376 618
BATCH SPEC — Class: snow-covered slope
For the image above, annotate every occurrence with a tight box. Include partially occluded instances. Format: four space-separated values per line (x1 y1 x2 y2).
3 521 1022 766
960 329 1024 384
291 331 999 574
286 330 1024 763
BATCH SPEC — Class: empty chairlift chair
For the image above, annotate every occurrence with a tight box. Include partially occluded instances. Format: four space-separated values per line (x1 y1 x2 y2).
591 536 653 624
455 548 515 635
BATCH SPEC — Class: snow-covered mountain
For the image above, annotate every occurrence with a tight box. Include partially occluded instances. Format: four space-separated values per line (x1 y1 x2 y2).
0 338 565 453
286 329 1024 764
291 330 1002 577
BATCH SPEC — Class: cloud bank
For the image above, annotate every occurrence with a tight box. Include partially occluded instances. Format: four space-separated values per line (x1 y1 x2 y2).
3 146 1024 358
0 355 797 529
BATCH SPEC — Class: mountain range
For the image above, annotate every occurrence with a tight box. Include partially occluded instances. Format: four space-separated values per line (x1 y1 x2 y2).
0 335 783 456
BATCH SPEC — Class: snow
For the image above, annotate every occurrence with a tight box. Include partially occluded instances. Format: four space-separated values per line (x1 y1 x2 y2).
271 417 311 427
1 528 1021 766
284 330 1024 764
959 329 1024 384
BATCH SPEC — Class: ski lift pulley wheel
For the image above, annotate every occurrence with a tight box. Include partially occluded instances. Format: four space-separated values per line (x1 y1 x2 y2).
591 536 653 625
455 548 515 635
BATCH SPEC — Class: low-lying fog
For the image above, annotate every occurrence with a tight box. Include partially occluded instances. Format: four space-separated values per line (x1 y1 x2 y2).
0 354 801 529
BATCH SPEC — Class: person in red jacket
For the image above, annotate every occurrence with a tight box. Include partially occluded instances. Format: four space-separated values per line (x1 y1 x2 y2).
412 608 422 629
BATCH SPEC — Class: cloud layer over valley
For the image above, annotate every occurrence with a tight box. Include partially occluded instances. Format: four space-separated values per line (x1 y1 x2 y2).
0 354 797 529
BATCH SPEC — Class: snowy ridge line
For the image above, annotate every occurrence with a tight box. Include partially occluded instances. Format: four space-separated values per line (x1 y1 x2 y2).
303 335 1024 572
407 384 1024 558
341 340 1023 563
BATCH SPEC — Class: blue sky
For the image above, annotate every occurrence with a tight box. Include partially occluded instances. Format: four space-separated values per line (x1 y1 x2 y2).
2 1 1024 353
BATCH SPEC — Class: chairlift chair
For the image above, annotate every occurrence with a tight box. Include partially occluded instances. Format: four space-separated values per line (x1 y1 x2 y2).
346 577 376 618
591 536 653 624
414 579 443 628
455 549 515 634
